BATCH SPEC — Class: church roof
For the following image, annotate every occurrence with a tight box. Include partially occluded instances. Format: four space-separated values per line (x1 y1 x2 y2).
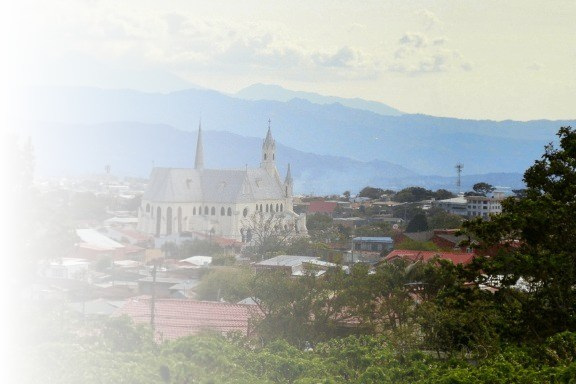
143 167 284 204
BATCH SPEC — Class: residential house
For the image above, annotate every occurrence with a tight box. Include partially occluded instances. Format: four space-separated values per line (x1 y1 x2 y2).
114 297 258 342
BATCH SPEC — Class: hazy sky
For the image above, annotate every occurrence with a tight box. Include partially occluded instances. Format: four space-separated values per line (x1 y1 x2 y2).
2 0 575 121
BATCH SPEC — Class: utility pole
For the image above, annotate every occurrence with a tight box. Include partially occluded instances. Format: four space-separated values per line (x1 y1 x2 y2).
150 263 157 332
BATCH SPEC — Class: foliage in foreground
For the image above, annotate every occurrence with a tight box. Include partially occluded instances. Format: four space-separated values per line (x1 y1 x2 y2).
15 315 576 384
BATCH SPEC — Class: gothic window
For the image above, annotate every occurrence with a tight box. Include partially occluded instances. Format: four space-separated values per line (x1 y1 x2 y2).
266 204 269 212
260 204 263 211
243 207 248 217
204 206 209 215
227 207 232 216
156 207 162 236
276 203 279 212
193 207 196 215
178 207 182 233
221 207 225 216
264 154 267 160
211 207 215 215
146 203 150 213
166 207 173 235
280 203 283 212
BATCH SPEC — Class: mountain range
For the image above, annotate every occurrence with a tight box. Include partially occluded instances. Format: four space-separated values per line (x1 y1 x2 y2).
12 85 575 195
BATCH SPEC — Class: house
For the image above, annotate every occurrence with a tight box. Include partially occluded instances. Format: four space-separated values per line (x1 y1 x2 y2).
434 194 468 216
307 200 338 217
384 250 474 265
74 228 126 260
114 297 258 342
348 237 394 264
394 229 470 252
254 255 345 276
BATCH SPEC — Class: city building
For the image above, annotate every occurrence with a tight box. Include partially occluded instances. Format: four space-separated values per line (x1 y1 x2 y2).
466 191 505 218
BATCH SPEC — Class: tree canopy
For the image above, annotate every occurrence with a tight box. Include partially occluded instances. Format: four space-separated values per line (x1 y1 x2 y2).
463 126 576 339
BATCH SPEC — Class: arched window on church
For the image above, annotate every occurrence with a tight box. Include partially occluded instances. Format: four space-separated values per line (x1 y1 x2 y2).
146 204 150 213
276 203 279 212
266 204 269 213
260 204 263 211
264 154 267 160
193 207 196 215
166 207 173 235
211 207 215 216
204 206 209 215
155 207 161 236
177 207 182 233
243 207 248 217
280 203 283 212
221 207 225 216
227 207 232 216
151 206 154 218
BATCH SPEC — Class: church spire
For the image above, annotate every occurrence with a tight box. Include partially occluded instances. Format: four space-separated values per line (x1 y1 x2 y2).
284 163 293 198
284 163 292 184
195 120 204 170
261 119 279 177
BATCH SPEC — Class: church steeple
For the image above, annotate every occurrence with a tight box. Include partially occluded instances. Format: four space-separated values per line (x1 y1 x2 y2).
261 119 276 173
195 121 204 170
284 163 293 198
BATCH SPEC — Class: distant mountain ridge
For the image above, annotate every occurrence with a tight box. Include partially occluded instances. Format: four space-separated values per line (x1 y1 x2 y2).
236 83 404 117
19 121 524 195
12 85 575 193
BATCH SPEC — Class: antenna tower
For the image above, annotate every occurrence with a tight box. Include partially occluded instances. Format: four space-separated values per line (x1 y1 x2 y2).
455 163 464 193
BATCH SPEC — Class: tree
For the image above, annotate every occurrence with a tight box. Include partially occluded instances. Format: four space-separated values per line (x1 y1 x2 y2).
241 211 295 259
427 207 464 230
463 126 576 340
470 182 495 197
358 186 385 200
392 187 433 203
406 212 429 232
433 189 455 200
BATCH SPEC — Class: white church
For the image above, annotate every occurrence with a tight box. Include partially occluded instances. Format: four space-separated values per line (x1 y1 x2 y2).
137 122 307 242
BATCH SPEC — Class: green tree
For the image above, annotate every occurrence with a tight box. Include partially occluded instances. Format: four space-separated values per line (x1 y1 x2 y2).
463 126 576 340
393 187 433 203
467 182 495 197
427 207 464 230
359 186 386 199
406 213 429 232
433 189 455 200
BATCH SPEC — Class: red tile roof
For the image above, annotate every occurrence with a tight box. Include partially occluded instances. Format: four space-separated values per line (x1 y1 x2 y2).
114 297 260 342
307 201 338 214
384 250 474 265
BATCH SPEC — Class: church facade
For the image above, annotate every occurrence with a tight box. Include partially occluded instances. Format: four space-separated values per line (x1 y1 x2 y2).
137 123 307 242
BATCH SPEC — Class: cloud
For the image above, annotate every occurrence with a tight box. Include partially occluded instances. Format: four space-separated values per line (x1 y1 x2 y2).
418 9 442 31
388 32 470 75
528 62 543 71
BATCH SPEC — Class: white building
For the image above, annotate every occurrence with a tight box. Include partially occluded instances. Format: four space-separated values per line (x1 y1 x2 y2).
435 191 505 219
466 191 505 218
138 123 307 242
